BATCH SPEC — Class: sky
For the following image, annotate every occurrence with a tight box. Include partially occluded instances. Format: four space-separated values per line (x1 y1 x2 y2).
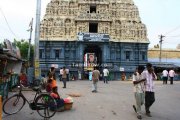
0 0 180 49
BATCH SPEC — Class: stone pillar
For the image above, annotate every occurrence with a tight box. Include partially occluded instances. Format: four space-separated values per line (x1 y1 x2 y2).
79 43 84 63
102 44 107 63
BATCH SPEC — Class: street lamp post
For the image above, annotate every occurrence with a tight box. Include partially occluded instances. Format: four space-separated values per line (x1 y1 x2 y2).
159 35 165 65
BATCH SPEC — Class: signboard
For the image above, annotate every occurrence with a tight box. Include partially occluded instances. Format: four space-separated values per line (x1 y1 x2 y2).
120 67 125 72
78 32 110 42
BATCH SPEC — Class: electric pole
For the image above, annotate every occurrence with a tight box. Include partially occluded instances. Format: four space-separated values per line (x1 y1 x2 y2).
159 35 165 64
34 0 41 79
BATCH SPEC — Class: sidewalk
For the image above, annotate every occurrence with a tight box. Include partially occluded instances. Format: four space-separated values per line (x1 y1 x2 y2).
3 80 180 120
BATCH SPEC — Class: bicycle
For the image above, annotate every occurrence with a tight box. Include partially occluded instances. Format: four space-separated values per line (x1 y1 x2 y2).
3 84 57 119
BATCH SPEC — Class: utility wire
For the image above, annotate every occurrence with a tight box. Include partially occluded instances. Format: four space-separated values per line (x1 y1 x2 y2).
164 25 180 36
166 34 180 38
0 7 19 39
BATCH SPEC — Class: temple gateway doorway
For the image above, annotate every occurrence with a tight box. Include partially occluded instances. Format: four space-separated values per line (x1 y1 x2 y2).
83 45 102 79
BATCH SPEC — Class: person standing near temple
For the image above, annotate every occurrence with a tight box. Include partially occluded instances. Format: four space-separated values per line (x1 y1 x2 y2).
132 65 146 119
92 67 100 93
66 68 69 81
144 63 157 117
59 68 63 81
103 67 109 84
169 69 175 85
47 67 56 80
62 66 67 88
162 69 168 84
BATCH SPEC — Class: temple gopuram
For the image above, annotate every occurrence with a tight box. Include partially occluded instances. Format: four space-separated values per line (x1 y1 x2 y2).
39 0 149 80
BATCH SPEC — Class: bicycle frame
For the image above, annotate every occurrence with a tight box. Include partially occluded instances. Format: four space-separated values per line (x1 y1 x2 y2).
3 84 57 119
16 85 43 106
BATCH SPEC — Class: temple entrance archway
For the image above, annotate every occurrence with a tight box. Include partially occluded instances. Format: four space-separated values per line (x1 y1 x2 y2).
83 45 102 79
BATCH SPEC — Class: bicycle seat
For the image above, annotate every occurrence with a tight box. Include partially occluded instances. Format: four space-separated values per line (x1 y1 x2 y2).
32 86 41 92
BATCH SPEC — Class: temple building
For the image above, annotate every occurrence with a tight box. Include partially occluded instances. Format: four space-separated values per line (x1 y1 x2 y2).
39 0 149 80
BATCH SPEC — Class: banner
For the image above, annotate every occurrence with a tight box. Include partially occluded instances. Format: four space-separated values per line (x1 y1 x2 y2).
78 32 110 42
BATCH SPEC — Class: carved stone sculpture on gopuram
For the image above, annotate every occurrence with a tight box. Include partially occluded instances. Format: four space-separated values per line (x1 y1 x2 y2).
40 0 149 43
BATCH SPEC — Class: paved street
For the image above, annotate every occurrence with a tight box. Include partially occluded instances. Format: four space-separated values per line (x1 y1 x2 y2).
2 80 180 120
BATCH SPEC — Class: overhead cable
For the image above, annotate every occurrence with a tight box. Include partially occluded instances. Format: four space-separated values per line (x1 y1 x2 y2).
0 7 19 39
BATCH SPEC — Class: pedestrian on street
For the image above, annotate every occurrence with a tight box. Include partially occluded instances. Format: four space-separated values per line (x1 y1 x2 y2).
169 69 175 84
66 68 69 81
144 63 157 117
132 65 146 119
59 68 63 81
62 66 67 88
92 67 100 93
162 69 168 84
47 67 56 80
103 67 109 84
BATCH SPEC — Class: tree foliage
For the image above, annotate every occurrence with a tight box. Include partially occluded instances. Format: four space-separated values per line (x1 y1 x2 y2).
13 39 34 60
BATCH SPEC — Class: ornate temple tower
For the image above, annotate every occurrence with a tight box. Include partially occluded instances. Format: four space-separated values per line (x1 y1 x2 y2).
39 0 149 80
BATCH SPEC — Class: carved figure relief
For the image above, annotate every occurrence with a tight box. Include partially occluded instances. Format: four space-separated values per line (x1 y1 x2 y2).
40 0 148 42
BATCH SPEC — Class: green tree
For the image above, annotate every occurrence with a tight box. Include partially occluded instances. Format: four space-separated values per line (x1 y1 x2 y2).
13 39 34 61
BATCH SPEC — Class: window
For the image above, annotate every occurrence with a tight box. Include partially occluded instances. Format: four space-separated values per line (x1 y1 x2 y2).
45 48 50 59
126 51 130 60
89 23 98 33
90 5 96 13
39 49 44 59
141 51 146 60
134 51 139 60
55 49 59 59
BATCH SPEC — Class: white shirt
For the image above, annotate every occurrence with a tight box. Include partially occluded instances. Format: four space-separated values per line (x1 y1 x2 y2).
169 70 175 77
143 70 157 92
103 69 109 77
60 69 63 75
132 72 145 93
162 70 168 77
66 69 69 74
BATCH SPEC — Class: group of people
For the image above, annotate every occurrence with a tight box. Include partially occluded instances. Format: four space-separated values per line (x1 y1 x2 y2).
132 63 157 119
42 63 175 118
162 69 175 84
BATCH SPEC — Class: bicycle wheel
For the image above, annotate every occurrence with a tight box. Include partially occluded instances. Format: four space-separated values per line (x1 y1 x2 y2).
3 94 25 115
35 94 57 118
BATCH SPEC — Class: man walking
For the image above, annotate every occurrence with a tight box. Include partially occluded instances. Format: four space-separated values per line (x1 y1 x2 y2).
62 66 67 88
92 67 100 93
59 68 63 81
103 67 109 84
132 65 146 119
144 63 157 117
162 69 168 84
169 69 175 84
